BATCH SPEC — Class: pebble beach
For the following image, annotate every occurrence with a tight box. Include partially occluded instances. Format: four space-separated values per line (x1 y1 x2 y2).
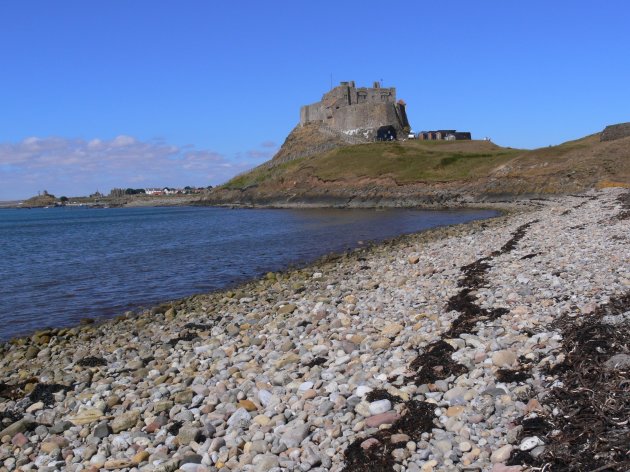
1 188 628 472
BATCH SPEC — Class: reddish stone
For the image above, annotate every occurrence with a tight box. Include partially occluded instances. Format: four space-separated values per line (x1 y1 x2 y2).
468 414 484 424
525 398 543 414
45 435 69 448
361 437 380 450
145 415 168 433
145 421 161 433
365 411 400 428
491 464 523 472
11 432 28 447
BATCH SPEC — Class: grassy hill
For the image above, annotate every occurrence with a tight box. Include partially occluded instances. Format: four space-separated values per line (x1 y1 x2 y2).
209 130 630 207
21 193 58 208
225 140 519 187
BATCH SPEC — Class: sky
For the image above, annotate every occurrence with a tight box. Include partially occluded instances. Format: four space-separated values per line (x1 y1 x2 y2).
1 1 629 200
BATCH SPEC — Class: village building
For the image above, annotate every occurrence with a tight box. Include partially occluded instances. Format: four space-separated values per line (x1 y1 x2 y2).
144 188 181 196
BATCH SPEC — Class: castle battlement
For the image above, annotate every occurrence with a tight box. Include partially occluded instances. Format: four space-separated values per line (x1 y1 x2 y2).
300 81 409 140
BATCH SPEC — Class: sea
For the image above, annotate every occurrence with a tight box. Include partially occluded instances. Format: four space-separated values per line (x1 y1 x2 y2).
0 206 497 341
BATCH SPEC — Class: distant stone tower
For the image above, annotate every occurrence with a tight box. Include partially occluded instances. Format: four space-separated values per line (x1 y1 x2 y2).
601 122 630 141
299 81 410 140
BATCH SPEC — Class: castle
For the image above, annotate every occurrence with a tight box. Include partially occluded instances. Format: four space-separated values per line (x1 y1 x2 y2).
300 81 410 140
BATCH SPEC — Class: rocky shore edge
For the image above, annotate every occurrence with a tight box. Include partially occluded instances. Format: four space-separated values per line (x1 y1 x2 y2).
196 189 557 210
1 189 628 472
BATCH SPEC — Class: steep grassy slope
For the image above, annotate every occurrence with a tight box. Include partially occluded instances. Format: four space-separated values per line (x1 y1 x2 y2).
309 141 520 183
226 140 519 188
270 123 350 165
209 131 630 206
483 133 630 195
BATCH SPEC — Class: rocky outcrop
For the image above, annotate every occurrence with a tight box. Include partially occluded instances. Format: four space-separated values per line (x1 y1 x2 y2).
601 122 630 141
269 123 349 166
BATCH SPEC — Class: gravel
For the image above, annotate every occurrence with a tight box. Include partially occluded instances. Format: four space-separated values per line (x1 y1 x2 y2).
0 188 628 472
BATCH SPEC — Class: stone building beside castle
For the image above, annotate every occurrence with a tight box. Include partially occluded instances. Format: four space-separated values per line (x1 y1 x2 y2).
418 130 472 141
300 81 410 140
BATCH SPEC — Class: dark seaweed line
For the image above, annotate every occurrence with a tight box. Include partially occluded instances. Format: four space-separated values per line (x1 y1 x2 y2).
507 292 630 471
561 194 600 215
342 221 538 471
506 196 630 471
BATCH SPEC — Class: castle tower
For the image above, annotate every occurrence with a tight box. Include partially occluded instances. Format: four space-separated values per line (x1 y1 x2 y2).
299 81 410 140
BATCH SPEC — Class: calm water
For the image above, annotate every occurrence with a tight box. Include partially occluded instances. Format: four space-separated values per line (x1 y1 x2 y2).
0 206 497 340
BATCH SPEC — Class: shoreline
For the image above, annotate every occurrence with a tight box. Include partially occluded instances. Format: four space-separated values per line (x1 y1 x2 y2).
3 190 559 211
0 205 509 344
0 189 628 471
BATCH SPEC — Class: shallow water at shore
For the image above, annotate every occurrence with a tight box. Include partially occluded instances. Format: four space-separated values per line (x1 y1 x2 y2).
0 206 497 340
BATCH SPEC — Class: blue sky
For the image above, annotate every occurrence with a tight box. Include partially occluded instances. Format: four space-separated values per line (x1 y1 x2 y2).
1 1 629 199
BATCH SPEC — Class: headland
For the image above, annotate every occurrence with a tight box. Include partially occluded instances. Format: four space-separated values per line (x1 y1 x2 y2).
203 81 630 209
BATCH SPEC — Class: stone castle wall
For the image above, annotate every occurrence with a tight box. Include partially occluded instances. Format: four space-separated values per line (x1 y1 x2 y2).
299 81 409 137
300 102 326 124
601 122 630 142
329 101 401 132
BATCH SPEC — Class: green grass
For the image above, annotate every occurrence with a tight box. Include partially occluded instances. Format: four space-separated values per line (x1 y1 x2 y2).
222 140 523 189
217 129 629 196
222 158 305 189
438 153 494 167
223 168 273 189
309 142 519 183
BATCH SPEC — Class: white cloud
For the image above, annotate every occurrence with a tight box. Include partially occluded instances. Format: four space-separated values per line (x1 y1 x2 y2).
111 135 136 147
87 138 103 149
0 135 267 200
